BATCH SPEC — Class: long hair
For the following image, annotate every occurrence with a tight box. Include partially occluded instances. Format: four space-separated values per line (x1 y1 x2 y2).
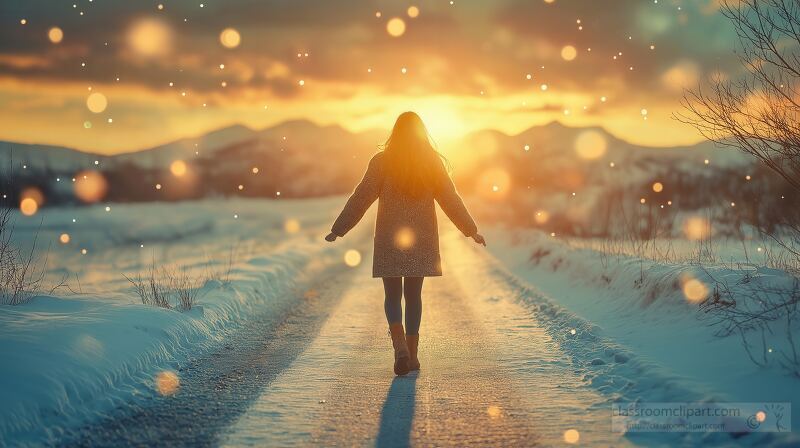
381 112 449 197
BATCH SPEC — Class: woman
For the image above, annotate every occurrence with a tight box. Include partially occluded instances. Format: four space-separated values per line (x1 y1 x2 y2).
325 111 486 376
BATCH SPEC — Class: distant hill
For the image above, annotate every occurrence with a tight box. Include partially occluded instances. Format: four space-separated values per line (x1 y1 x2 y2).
0 120 754 206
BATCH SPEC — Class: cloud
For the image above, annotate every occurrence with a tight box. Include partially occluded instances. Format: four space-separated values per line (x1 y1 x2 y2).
0 0 744 152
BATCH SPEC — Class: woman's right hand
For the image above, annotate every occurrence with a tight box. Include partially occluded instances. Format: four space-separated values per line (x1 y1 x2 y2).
325 232 338 242
471 233 486 246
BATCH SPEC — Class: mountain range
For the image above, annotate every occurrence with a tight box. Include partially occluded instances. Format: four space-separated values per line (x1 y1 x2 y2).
0 119 752 203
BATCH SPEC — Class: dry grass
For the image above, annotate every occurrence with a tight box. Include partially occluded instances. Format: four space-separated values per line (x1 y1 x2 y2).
124 258 201 311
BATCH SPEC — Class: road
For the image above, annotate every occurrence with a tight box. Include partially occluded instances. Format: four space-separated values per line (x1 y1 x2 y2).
65 230 643 447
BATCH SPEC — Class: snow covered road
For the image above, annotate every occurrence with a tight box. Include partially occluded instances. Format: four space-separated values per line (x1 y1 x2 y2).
223 231 631 447
5 199 797 446
60 228 679 446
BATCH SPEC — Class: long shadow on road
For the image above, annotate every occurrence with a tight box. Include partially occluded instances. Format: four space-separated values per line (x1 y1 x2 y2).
61 265 357 448
376 374 418 448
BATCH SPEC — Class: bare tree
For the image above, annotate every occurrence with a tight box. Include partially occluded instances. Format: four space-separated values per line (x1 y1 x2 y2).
679 1 800 374
679 0 800 190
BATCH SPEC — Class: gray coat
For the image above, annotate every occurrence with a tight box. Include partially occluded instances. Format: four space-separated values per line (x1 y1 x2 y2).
332 152 477 278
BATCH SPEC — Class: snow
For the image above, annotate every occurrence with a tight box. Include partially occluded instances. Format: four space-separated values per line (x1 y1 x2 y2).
0 197 368 444
2 196 799 444
484 225 800 438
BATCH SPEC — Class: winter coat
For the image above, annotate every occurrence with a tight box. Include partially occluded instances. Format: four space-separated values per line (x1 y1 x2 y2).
331 152 478 277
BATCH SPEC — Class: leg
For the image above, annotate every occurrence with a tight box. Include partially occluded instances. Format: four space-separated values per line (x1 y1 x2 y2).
403 277 424 371
383 277 409 375
382 277 403 325
403 277 424 335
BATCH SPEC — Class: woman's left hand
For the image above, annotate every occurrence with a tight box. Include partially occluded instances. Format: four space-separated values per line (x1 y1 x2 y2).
325 232 338 242
471 233 486 246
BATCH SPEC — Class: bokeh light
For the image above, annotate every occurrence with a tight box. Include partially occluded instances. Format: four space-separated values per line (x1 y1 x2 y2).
170 160 187 177
20 187 44 216
74 170 108 203
48 27 63 44
220 28 241 48
86 92 108 114
344 249 362 267
407 6 420 18
155 370 180 396
652 182 663 192
476 168 511 199
127 18 172 57
59 233 71 244
394 227 416 249
486 405 502 419
682 276 708 302
574 130 607 160
534 210 550 224
386 18 406 37
284 218 301 234
683 216 711 240
564 429 580 444
561 45 577 61
20 198 38 216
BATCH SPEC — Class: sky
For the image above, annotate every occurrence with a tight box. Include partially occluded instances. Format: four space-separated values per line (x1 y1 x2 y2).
0 0 740 154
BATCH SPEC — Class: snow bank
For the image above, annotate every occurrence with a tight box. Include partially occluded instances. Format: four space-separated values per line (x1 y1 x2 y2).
484 226 800 436
0 198 365 444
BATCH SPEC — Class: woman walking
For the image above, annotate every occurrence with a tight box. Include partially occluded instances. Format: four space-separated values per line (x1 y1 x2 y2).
325 111 486 376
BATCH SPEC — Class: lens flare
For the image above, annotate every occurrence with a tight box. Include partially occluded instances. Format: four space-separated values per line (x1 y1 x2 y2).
574 130 607 160
386 18 406 37
220 28 241 48
155 371 180 396
344 249 362 267
74 170 108 203
86 92 107 114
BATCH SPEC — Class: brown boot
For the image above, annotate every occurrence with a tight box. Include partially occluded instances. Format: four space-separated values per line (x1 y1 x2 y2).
389 323 410 375
406 334 420 371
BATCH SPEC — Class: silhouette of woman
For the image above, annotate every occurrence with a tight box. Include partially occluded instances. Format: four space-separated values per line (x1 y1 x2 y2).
325 112 485 376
